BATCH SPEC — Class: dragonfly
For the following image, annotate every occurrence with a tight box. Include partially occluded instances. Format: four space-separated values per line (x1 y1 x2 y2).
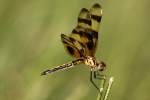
41 3 110 100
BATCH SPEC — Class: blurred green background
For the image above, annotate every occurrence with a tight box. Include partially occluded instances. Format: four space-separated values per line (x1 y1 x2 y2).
0 0 150 100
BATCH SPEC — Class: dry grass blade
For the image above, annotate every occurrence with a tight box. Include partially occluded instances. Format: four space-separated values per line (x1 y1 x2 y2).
97 77 114 100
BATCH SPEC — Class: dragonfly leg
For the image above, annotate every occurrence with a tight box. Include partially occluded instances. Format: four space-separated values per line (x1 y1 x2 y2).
90 71 101 93
94 71 106 88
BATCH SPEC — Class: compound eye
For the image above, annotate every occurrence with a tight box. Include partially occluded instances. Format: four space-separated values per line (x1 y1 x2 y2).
101 61 106 67
98 61 106 71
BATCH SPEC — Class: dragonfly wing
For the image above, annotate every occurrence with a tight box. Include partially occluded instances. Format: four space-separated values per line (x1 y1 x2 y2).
78 8 91 29
90 3 102 32
70 3 102 56
87 3 102 55
61 34 85 58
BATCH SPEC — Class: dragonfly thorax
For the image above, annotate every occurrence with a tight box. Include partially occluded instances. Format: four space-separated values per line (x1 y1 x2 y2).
84 56 106 71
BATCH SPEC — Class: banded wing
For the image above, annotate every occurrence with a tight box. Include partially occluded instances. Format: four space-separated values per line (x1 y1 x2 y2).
61 34 85 58
61 3 102 58
90 3 102 32
70 3 102 56
89 3 102 55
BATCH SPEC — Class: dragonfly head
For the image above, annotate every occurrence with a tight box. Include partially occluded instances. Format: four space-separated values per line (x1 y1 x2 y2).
96 60 106 71
85 56 106 71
